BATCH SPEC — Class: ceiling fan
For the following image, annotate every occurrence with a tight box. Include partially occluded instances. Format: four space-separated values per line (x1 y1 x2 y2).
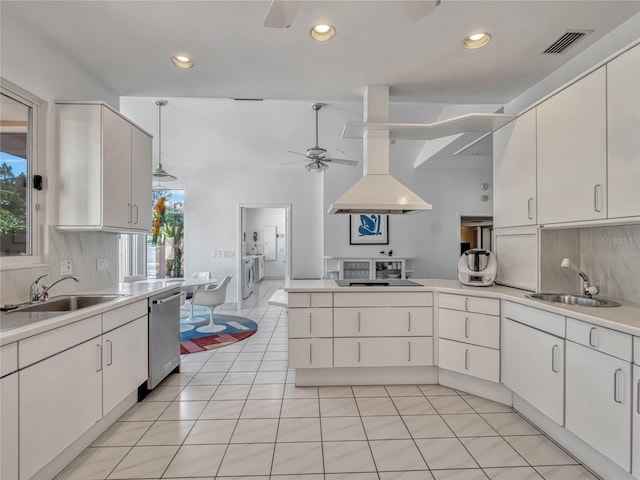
284 103 359 173
263 0 441 29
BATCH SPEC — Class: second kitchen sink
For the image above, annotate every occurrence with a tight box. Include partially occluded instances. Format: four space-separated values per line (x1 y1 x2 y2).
526 293 621 308
13 294 126 313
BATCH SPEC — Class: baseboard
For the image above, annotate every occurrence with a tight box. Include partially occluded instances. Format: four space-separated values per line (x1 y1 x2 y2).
31 390 138 480
295 366 438 386
439 369 513 405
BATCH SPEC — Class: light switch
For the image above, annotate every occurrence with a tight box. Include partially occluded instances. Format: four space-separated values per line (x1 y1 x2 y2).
60 260 73 275
97 258 108 272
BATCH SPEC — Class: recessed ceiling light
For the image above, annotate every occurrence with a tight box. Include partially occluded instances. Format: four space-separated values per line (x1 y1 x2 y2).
463 32 491 49
171 55 195 69
310 23 336 42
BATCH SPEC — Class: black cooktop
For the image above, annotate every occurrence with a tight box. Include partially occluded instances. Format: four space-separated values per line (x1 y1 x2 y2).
335 279 423 287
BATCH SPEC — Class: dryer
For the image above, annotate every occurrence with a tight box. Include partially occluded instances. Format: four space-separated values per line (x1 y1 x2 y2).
241 256 255 299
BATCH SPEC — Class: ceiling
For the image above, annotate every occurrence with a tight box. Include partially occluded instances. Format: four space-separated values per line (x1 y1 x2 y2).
3 0 639 104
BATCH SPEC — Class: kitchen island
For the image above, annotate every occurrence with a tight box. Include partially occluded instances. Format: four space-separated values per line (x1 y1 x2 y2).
285 278 640 480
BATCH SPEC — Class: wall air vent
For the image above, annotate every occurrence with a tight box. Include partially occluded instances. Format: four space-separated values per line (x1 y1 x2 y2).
542 30 592 54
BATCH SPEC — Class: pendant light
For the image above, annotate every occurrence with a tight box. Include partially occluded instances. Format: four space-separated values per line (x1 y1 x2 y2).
152 100 177 182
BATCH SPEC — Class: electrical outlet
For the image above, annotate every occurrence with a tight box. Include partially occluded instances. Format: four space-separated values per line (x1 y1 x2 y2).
97 258 108 272
60 260 73 275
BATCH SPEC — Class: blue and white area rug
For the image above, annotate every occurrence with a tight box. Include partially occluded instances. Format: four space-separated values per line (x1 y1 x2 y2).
180 312 258 354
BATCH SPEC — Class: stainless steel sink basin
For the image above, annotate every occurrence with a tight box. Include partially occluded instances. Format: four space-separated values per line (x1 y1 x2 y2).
12 294 125 313
526 293 621 307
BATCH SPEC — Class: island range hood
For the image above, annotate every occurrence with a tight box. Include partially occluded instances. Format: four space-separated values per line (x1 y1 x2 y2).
328 86 432 215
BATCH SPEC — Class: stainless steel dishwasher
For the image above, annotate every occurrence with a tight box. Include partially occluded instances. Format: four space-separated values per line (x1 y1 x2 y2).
148 287 181 389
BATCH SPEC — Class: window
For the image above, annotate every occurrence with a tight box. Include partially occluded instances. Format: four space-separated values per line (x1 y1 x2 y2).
0 80 44 266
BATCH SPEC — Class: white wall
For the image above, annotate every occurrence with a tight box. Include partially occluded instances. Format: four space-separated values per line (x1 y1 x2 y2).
0 8 121 304
244 208 286 278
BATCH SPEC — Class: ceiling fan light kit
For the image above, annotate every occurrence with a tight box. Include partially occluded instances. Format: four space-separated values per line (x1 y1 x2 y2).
152 100 177 182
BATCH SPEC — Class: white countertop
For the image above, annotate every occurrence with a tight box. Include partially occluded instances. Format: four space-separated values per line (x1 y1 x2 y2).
285 279 640 336
0 280 179 345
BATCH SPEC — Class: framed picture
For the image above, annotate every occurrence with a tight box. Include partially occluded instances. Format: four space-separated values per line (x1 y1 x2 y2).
349 214 389 245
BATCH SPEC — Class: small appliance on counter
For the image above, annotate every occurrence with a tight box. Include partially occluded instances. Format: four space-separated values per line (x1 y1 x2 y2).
457 248 497 286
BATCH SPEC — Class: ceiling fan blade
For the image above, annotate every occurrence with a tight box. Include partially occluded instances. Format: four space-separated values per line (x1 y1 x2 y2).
263 0 302 28
323 157 359 166
397 0 439 23
288 150 309 157
280 159 306 165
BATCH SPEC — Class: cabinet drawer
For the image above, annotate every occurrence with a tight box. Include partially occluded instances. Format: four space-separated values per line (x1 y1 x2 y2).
438 293 499 316
288 292 333 308
0 342 17 377
334 292 432 307
438 309 500 349
635 337 640 366
19 315 102 368
334 337 433 367
504 301 565 338
438 338 500 383
288 308 333 338
289 339 333 368
566 317 632 362
334 307 432 337
103 300 148 332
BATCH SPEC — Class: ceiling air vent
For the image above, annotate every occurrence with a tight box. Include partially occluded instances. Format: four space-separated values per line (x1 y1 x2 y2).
542 30 592 54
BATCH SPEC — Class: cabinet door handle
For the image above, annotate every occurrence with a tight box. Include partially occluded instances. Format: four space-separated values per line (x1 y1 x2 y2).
357 311 361 333
589 327 597 348
105 339 113 366
464 297 469 311
309 312 312 334
637 380 640 414
96 344 103 372
408 341 412 362
127 203 132 224
358 341 361 363
408 311 412 332
614 369 624 404
464 317 470 339
527 197 534 220
465 348 470 370
133 204 139 224
594 184 602 212
551 345 559 373
309 342 313 364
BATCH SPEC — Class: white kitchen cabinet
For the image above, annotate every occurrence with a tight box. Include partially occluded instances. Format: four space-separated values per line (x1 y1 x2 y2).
438 338 500 383
607 44 640 219
438 309 499 349
334 337 433 367
566 340 631 472
57 102 152 233
1 373 18 480
288 308 333 338
633 363 640 478
102 316 148 415
19 338 103 480
288 292 332 308
537 67 607 224
289 338 333 368
502 317 565 425
334 307 432 337
438 293 499 316
493 109 537 227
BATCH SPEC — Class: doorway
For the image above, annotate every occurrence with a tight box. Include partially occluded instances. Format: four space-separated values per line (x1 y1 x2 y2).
459 215 493 255
237 204 291 310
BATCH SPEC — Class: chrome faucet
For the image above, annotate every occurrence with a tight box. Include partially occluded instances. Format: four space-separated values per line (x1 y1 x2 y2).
30 274 81 302
561 258 599 297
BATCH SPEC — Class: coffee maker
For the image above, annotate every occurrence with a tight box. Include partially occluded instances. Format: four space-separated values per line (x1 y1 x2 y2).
457 248 497 286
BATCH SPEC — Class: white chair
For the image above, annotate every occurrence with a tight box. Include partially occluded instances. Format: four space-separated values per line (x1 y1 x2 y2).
123 275 145 283
191 271 211 280
193 275 232 334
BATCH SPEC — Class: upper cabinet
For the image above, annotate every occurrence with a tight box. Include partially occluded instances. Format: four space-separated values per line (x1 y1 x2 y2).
57 103 152 233
607 44 640 219
493 109 537 228
537 67 607 224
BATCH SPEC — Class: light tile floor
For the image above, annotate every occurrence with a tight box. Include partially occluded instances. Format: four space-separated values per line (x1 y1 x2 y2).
56 280 600 480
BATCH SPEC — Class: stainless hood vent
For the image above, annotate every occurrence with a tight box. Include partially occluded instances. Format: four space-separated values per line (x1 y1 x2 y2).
328 86 432 215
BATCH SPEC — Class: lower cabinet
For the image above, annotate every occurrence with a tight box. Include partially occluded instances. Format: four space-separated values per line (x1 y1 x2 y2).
438 339 500 383
633 364 640 478
502 318 565 425
566 340 631 471
334 337 433 367
19 338 103 480
289 338 333 368
102 316 148 415
1 372 18 480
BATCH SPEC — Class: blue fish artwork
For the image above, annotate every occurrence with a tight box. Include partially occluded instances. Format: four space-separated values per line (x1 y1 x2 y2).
358 214 382 237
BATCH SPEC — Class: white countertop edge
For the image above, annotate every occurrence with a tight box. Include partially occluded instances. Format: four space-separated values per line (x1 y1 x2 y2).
285 279 640 337
0 281 179 346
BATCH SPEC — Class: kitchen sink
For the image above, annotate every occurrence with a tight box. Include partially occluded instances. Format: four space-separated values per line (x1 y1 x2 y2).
526 293 621 308
12 294 125 313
